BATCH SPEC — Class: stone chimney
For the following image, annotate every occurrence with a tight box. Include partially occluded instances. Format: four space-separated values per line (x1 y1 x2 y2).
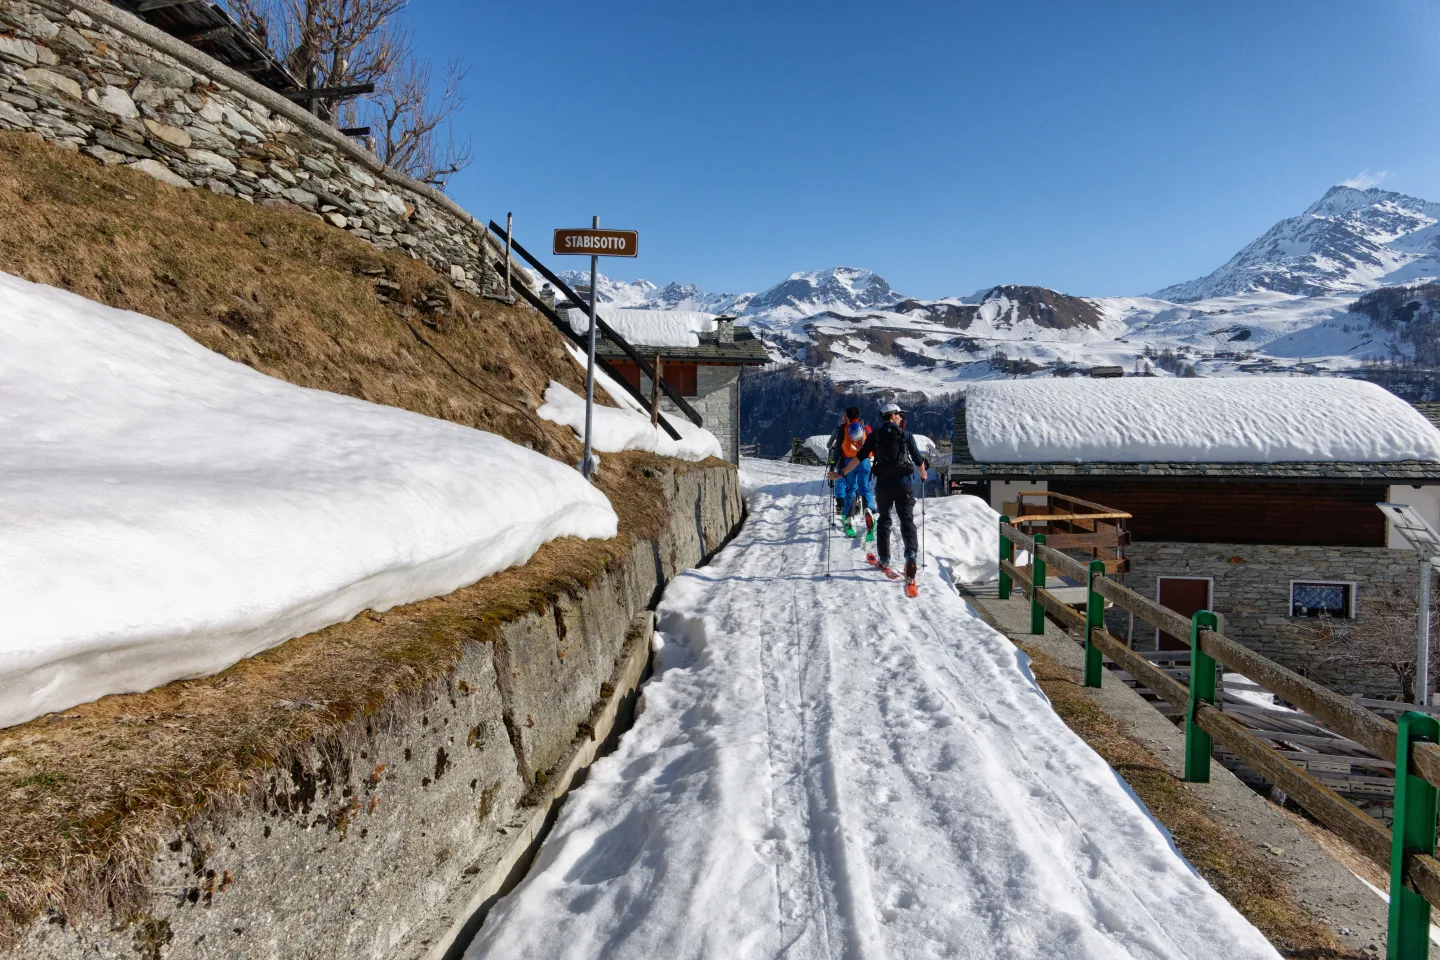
540 284 556 311
717 316 735 344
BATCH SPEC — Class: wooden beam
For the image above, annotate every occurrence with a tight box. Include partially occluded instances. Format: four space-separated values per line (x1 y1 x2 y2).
282 82 376 102
135 0 189 12
183 26 235 44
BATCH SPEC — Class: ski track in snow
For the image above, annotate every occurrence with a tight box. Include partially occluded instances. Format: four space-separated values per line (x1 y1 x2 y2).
466 463 1281 960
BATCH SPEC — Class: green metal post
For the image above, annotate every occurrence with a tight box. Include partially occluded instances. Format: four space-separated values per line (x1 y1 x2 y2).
998 516 1012 601
1184 610 1219 782
1084 560 1105 688
1389 711 1440 960
1030 534 1047 635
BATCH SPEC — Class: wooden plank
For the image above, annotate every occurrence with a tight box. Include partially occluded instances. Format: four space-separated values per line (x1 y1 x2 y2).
1193 702 1392 869
1000 523 1035 551
1087 574 1440 780
1033 532 1123 550
1035 543 1091 581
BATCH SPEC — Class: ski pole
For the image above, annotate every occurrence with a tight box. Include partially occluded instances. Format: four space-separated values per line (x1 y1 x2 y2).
921 474 927 569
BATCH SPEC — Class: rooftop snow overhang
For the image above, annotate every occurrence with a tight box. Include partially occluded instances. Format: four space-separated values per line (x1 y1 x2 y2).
946 460 1440 483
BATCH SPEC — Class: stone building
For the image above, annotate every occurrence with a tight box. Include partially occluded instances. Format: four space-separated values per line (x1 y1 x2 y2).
949 377 1440 698
590 314 769 463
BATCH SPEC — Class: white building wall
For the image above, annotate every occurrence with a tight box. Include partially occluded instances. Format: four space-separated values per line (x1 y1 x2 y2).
989 479 1047 515
1386 484 1440 548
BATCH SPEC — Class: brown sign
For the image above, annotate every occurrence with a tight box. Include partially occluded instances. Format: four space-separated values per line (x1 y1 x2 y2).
553 228 639 257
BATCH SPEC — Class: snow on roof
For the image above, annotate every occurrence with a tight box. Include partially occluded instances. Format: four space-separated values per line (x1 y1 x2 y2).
567 308 718 348
967 376 1440 464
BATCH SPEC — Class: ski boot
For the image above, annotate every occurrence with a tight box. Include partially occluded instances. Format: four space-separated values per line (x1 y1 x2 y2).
864 510 875 543
904 554 918 598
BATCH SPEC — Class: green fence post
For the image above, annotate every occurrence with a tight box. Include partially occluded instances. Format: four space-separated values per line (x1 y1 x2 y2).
1184 610 1219 783
1030 534 1047 635
1084 560 1105 688
998 516 1012 601
1389 710 1440 960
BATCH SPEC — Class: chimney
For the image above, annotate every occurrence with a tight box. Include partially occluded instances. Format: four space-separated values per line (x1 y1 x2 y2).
717 316 735 344
539 284 556 311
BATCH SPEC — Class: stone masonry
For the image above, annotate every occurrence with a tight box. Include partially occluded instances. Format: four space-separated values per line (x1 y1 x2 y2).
651 365 742 462
0 0 523 298
1115 541 1424 697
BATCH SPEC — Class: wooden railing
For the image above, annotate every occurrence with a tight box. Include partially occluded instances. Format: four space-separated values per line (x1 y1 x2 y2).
1003 491 1131 574
999 517 1440 957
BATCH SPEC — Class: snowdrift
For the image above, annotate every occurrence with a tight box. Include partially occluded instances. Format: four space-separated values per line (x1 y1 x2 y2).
538 380 722 462
968 376 1440 463
0 272 618 729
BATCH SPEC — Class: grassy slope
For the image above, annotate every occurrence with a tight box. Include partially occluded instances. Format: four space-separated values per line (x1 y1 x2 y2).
0 132 707 936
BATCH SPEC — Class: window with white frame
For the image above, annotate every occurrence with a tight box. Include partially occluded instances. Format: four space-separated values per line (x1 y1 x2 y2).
1290 581 1354 619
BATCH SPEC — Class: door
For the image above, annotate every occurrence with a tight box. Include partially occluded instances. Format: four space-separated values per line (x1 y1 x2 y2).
1156 577 1212 650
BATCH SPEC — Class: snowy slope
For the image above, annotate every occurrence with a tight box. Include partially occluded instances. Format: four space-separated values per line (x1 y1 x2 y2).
466 462 1280 960
555 185 1440 402
0 272 618 729
1155 186 1440 302
967 377 1440 463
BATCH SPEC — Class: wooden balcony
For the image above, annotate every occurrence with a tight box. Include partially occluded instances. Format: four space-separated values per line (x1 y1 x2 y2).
1002 491 1131 575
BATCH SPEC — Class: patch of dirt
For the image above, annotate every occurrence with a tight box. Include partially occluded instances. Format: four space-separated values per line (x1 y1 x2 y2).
1019 643 1366 959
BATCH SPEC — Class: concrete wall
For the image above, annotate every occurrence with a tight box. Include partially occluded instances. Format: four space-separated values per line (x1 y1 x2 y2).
0 0 520 298
648 365 741 463
11 464 743 960
1115 540 1422 697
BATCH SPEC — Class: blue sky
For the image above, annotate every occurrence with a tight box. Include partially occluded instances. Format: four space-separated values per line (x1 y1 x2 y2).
411 0 1440 300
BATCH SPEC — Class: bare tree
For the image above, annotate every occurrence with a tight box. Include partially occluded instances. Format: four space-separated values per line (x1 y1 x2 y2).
225 0 471 188
1316 583 1435 703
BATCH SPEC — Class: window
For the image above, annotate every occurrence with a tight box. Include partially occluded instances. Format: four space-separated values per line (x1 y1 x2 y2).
1290 581 1354 618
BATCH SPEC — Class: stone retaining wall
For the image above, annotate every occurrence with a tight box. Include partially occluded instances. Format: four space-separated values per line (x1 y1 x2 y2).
11 463 743 960
0 0 522 299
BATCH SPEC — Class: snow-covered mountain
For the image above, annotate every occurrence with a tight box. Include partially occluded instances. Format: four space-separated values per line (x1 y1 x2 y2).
1154 186 1440 302
554 185 1440 402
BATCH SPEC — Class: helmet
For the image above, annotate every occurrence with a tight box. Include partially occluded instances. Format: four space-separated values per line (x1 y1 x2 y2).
879 401 902 417
847 422 865 440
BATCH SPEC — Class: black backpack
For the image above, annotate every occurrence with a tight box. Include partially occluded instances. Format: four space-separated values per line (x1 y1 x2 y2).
872 423 914 480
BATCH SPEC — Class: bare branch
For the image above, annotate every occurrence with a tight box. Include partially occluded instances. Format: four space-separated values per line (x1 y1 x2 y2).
223 0 470 189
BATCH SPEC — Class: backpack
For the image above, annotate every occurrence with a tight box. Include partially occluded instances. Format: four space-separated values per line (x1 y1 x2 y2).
871 423 914 480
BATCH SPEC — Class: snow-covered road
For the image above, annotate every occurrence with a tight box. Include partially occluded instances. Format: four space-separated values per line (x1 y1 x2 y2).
466 460 1280 960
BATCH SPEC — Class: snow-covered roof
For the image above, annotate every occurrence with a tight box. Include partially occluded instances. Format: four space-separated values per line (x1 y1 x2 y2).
965 377 1440 465
567 308 718 348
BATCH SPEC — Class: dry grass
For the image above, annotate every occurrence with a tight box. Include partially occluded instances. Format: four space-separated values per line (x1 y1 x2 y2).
1018 643 1366 959
0 132 723 938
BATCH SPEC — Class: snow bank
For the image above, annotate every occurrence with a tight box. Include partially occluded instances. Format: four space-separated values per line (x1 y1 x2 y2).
968 376 1440 463
566 307 716 348
924 494 1007 583
538 381 723 461
0 272 618 729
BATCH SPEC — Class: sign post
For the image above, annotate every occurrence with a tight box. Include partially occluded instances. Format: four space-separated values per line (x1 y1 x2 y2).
553 223 640 480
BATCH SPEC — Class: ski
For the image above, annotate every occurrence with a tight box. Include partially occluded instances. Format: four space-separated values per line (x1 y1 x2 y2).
843 521 856 538
905 579 919 598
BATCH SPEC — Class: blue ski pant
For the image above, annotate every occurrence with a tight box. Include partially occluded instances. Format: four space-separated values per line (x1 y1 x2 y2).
836 458 876 513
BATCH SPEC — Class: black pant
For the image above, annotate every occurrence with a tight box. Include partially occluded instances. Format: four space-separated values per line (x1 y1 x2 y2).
875 475 916 566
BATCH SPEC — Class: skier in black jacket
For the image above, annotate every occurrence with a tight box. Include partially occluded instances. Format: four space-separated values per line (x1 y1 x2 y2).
829 401 928 591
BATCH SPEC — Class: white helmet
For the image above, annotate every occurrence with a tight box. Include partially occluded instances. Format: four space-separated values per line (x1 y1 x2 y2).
879 401 902 416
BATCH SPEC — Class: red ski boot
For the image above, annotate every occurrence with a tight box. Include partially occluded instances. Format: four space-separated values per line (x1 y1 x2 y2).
904 557 919 598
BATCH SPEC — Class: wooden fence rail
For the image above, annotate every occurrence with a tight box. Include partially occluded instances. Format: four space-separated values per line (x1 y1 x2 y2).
998 520 1440 953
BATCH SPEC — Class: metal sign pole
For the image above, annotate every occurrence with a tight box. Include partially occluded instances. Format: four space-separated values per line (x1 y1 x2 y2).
1421 559 1432 707
582 214 599 479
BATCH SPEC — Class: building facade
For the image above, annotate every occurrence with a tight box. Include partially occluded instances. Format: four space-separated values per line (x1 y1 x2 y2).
596 318 769 463
950 393 1440 699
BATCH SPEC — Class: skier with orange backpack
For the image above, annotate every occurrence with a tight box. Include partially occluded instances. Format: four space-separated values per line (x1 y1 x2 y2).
834 417 876 540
